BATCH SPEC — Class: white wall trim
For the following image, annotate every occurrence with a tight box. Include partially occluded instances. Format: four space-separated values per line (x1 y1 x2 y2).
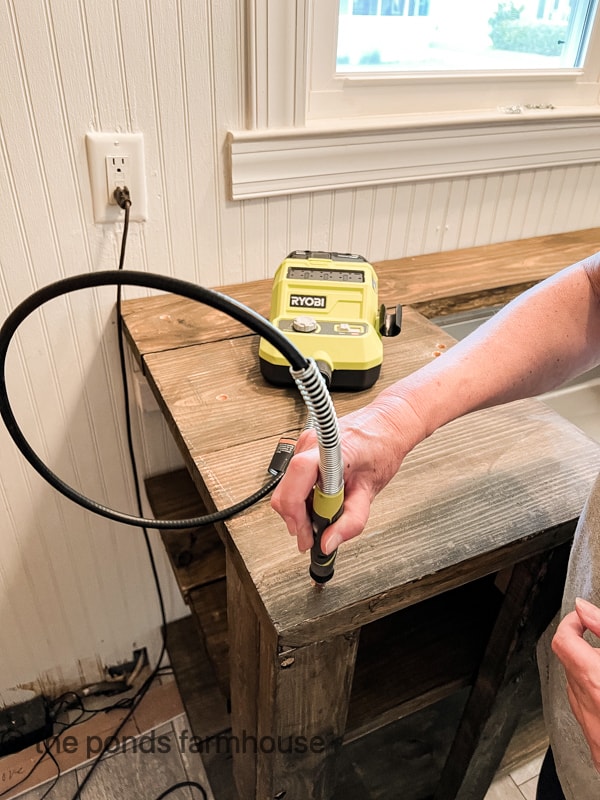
246 0 308 129
228 111 600 199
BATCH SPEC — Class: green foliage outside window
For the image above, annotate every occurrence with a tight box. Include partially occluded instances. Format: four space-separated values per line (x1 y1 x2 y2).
489 2 567 56
359 49 382 64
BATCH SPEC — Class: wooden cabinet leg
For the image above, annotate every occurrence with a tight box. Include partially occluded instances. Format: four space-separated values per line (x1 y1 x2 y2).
227 552 359 800
227 551 261 798
433 541 571 800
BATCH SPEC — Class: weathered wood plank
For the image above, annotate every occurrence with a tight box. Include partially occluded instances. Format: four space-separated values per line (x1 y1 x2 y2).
120 228 600 364
139 307 453 455
121 284 272 367
411 281 536 319
137 308 600 644
227 552 260 799
255 626 359 799
374 227 600 308
145 469 226 597
228 549 359 799
199 403 595 644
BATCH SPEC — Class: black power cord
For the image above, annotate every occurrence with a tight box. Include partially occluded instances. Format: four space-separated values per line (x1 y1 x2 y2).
69 186 169 800
0 187 311 800
113 186 131 269
154 782 208 800
0 273 309 530
74 186 211 800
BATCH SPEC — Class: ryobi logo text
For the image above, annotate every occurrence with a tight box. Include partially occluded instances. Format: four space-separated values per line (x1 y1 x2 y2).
289 294 326 309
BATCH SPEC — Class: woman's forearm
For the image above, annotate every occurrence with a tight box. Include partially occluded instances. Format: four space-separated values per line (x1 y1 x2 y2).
272 253 600 552
375 256 600 444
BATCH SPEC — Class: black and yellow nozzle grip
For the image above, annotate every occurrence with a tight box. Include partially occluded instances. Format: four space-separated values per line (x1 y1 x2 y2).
310 484 344 584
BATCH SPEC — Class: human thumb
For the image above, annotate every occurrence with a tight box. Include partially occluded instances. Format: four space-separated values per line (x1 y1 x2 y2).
575 597 600 637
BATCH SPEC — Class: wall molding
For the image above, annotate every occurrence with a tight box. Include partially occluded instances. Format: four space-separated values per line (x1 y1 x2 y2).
228 112 600 199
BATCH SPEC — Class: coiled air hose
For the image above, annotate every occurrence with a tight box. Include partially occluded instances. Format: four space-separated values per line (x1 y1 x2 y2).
0 270 344 581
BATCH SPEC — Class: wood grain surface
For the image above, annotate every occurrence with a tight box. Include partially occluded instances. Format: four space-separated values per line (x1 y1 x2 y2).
374 227 600 307
122 229 600 799
135 306 600 644
121 227 600 364
205 406 595 645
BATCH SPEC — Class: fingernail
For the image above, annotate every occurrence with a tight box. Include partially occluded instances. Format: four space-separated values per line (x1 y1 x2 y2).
324 534 342 555
574 598 600 622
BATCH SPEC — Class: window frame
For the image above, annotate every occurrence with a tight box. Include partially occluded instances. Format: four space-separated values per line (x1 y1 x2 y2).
313 0 600 120
228 0 600 200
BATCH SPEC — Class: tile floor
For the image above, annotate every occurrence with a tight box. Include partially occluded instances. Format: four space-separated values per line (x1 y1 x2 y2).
484 752 545 800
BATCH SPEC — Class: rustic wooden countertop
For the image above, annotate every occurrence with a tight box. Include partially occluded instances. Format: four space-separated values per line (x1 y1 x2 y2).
121 228 600 646
121 227 600 366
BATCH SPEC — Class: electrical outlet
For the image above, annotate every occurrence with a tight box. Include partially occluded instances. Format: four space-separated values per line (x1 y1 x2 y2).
106 156 129 203
85 132 148 223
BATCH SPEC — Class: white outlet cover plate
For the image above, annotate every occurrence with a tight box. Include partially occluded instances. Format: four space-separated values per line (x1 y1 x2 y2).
85 132 148 223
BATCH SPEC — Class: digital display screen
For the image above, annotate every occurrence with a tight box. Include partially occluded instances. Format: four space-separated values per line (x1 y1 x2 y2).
286 267 365 283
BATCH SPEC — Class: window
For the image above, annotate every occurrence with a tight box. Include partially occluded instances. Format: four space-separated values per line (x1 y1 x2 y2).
309 0 600 120
227 0 600 200
347 0 429 17
336 0 592 73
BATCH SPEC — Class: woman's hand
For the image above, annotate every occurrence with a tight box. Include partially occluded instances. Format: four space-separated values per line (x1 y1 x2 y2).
271 396 425 554
552 597 600 771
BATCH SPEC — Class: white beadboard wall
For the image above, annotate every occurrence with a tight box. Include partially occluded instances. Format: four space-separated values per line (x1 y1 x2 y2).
1 0 600 699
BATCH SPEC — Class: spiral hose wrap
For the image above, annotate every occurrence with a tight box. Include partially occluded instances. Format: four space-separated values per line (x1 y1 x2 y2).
291 359 343 495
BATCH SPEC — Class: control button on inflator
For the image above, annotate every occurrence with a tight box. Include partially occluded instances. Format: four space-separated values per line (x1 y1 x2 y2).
292 315 318 333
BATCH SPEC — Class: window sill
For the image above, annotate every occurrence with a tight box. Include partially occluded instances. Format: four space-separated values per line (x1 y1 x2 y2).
227 107 600 200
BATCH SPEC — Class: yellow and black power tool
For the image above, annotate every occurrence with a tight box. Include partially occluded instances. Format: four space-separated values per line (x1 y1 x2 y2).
259 250 401 391
262 250 401 583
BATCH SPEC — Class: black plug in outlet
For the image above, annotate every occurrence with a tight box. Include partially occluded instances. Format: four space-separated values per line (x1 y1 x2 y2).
133 647 149 669
107 647 148 680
